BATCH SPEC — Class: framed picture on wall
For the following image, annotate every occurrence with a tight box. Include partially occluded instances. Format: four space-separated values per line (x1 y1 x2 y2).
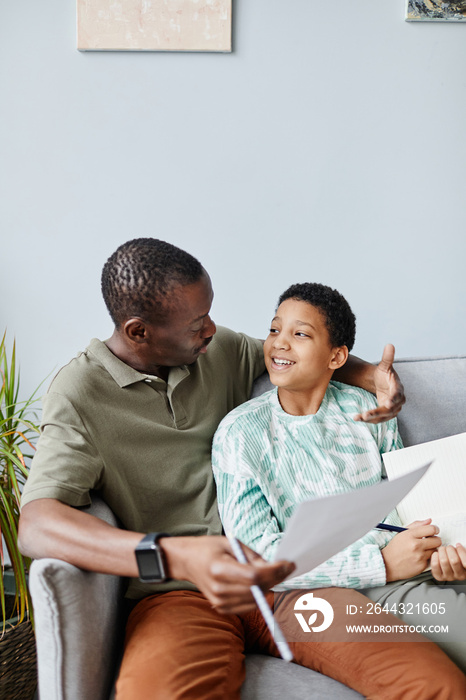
406 0 466 21
77 0 232 52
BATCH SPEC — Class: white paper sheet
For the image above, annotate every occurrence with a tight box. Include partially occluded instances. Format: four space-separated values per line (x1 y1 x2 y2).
382 432 466 546
274 462 431 579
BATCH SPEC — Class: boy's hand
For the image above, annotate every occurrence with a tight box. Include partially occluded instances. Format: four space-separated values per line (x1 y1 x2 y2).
381 519 441 581
431 544 466 581
355 344 406 424
162 535 295 615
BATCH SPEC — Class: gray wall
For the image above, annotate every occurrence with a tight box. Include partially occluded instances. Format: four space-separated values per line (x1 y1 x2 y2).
1 1 465 399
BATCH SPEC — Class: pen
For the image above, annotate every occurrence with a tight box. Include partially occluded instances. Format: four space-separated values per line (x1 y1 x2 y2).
375 522 407 533
226 533 294 662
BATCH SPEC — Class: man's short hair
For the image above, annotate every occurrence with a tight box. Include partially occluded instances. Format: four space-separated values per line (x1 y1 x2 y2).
277 282 356 351
101 238 204 327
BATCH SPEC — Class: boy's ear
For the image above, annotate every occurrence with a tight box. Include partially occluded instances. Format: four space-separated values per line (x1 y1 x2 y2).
329 346 349 370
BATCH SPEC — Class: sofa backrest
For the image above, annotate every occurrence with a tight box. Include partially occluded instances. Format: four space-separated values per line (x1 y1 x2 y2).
394 356 466 447
252 356 466 449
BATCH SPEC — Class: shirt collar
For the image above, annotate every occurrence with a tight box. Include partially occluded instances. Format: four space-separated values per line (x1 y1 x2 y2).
87 338 189 389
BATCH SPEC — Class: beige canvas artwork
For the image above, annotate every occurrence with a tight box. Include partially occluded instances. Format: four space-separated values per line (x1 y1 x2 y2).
77 0 232 52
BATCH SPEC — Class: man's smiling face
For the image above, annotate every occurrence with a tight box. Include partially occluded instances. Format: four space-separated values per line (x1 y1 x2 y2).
141 271 217 371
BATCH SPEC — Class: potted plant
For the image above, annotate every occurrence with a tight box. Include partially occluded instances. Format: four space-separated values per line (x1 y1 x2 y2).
0 332 41 699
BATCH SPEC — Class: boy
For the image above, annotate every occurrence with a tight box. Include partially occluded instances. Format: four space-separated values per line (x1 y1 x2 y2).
212 282 466 677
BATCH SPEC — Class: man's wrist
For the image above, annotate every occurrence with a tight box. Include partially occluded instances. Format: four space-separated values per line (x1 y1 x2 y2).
334 354 376 394
158 536 191 581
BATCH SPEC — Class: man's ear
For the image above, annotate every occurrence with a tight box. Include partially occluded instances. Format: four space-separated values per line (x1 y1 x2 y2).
123 318 148 344
329 346 349 370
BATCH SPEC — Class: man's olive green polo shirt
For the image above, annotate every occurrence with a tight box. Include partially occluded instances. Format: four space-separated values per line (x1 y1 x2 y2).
22 326 264 599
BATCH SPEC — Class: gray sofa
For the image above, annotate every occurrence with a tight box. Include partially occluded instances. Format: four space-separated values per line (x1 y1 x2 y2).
29 355 466 699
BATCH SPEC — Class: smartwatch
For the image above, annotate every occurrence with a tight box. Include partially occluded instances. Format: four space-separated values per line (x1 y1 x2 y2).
135 532 170 583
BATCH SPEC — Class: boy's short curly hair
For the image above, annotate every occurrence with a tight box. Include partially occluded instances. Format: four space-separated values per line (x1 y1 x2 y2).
101 238 204 327
277 282 356 351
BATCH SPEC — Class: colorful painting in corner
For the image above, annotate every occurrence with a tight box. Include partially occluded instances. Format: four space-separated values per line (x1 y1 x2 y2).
77 0 232 52
406 0 466 21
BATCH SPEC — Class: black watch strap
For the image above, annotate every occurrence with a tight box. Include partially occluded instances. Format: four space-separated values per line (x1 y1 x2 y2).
135 532 171 583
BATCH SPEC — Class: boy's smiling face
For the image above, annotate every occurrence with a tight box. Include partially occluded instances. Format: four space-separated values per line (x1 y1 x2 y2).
264 298 346 398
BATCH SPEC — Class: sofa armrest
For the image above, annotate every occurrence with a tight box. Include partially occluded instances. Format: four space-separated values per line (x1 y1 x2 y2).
29 495 126 700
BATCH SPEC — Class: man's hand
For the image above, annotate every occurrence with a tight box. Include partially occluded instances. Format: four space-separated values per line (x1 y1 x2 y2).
431 544 466 581
162 535 295 615
381 519 441 582
354 344 406 424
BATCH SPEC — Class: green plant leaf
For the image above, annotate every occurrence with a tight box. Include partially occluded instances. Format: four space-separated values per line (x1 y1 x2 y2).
1 332 41 631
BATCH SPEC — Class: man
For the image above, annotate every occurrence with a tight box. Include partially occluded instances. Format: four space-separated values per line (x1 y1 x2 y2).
20 238 422 699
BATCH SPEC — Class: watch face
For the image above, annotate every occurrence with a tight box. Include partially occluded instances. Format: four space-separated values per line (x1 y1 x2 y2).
137 549 163 581
136 533 169 583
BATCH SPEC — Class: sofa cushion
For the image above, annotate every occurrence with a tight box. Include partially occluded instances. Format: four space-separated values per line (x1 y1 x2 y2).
242 655 363 699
